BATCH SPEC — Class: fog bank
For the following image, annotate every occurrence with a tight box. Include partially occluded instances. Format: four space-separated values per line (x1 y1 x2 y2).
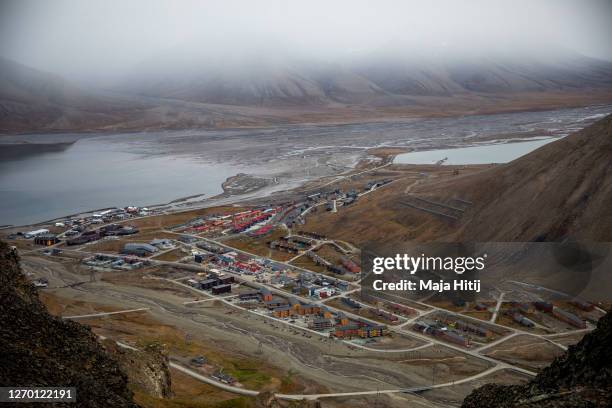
1 0 612 84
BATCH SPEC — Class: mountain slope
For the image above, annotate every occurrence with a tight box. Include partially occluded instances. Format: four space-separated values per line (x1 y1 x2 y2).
119 51 612 106
0 57 301 133
0 57 152 133
300 115 612 245
455 114 612 241
0 241 140 407
2 52 612 133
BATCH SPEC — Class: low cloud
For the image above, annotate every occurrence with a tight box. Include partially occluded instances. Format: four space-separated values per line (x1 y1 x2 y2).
1 0 611 83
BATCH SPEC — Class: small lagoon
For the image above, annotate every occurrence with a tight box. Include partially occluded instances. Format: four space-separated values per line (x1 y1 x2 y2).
394 138 557 165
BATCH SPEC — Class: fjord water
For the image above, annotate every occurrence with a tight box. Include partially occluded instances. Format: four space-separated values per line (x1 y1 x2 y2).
1 104 611 226
0 136 236 226
394 137 557 165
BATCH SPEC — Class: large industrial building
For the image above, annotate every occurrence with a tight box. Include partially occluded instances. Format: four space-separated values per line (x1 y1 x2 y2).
122 243 159 256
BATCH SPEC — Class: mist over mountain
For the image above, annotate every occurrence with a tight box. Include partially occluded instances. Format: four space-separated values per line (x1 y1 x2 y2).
116 47 612 106
1 0 612 133
2 46 612 134
0 57 286 133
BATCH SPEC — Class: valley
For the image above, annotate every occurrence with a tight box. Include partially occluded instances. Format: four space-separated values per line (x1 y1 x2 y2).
3 112 611 407
3 2 612 407
2 103 610 227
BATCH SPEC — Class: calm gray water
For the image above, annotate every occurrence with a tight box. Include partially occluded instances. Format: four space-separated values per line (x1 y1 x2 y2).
1 104 611 226
394 137 557 165
0 137 236 226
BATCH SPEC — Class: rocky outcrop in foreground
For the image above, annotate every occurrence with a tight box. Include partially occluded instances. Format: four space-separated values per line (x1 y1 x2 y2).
103 340 172 399
0 241 139 407
462 311 611 407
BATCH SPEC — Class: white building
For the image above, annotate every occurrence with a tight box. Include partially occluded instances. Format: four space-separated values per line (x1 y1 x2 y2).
24 229 50 239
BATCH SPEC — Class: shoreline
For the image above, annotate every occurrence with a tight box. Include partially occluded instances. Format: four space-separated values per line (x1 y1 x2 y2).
0 131 588 229
2 104 611 229
0 152 383 230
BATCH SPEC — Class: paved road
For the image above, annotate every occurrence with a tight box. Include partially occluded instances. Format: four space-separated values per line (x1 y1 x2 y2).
279 365 507 400
15 154 597 401
490 291 505 322
347 340 433 353
304 162 393 192
170 363 260 397
376 286 583 357
100 336 261 397
105 335 518 401
476 332 521 352
63 307 150 319
29 201 593 399
46 246 542 380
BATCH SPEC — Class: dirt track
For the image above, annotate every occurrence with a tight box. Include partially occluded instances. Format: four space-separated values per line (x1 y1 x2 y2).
24 254 494 399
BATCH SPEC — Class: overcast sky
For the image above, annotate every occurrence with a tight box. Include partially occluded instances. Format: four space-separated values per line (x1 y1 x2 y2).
1 0 612 82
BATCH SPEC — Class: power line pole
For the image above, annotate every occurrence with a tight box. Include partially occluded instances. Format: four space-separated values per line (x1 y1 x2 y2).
375 387 380 408
432 365 435 386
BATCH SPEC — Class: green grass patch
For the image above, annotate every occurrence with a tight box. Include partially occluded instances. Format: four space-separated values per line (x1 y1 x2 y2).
227 363 271 389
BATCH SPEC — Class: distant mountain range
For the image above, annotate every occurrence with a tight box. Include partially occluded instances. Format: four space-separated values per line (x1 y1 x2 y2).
2 50 612 133
0 57 278 133
0 57 150 133
119 50 612 106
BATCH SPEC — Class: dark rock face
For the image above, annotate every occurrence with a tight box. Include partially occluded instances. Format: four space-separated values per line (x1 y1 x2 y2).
103 340 172 399
462 312 612 407
0 241 140 408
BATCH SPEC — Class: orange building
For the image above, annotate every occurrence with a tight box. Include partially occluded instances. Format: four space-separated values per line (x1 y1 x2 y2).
301 304 320 315
272 305 292 318
336 313 349 326
334 324 360 338
358 325 386 338
290 298 302 312
260 288 273 302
